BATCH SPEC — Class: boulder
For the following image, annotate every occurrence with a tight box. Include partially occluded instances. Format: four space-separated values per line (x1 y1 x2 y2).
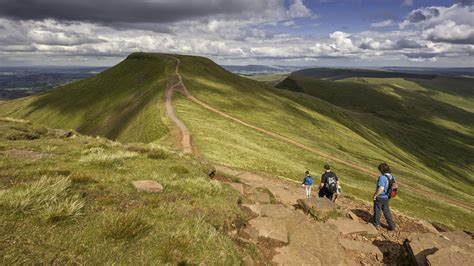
404 231 474 266
132 180 163 193
297 197 336 220
327 218 378 236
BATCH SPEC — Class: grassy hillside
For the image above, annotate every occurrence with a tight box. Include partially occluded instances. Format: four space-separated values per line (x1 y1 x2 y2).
172 54 473 230
0 118 256 264
1 53 472 230
0 53 174 143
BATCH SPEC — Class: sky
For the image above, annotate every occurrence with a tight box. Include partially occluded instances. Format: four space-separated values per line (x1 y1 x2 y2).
0 0 473 67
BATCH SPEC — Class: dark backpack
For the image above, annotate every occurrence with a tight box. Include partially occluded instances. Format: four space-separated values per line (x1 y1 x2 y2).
326 173 337 193
385 175 398 198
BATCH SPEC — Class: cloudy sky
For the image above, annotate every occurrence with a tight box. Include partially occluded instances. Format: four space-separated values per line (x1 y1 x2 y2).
0 0 473 67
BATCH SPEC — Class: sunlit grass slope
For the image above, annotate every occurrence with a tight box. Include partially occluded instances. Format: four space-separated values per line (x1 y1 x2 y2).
0 53 175 143
0 118 251 264
172 54 473 229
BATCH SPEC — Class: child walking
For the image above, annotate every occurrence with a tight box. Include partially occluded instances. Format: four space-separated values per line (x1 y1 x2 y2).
301 170 314 198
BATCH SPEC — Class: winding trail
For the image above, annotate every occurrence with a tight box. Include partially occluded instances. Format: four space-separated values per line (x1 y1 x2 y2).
164 57 192 154
164 56 474 213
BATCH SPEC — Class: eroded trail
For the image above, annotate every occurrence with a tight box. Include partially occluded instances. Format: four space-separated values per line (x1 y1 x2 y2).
164 56 473 213
164 57 192 154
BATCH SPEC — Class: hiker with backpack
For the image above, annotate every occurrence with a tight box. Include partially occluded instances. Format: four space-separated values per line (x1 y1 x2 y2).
301 170 314 198
373 162 397 231
318 165 339 201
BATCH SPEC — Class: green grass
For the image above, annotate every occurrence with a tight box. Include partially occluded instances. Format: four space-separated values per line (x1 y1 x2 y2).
0 118 251 264
0 53 174 143
246 73 289 86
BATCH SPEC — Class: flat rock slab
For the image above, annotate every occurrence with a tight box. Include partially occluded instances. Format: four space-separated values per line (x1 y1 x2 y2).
132 180 163 193
405 231 474 266
340 238 383 259
273 219 346 265
226 182 244 195
260 204 293 219
251 192 271 203
328 218 378 235
248 217 288 244
426 246 474 265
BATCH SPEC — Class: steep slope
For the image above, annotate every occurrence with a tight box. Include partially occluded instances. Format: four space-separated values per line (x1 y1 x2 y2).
0 53 175 143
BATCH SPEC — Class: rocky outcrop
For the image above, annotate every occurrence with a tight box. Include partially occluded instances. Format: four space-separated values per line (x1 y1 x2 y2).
297 197 337 220
404 231 474 265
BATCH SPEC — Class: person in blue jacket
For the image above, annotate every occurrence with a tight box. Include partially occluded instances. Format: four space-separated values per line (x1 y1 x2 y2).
301 170 314 198
373 162 396 230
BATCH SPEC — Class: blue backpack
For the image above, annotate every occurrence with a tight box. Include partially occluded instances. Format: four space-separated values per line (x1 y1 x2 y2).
304 176 314 186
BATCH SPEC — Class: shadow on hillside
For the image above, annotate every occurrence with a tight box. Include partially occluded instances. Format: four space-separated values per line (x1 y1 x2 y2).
275 77 474 187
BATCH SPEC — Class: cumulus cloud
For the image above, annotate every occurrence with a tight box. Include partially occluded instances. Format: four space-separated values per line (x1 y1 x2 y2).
0 0 472 66
400 3 474 45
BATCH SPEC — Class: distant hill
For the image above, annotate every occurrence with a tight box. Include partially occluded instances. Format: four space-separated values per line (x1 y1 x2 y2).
292 67 437 80
381 67 474 77
0 54 174 143
222 64 301 75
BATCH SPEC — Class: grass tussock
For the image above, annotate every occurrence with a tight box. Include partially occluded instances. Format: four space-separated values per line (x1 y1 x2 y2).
79 147 138 165
69 173 97 184
0 176 84 222
147 149 168 160
102 212 152 239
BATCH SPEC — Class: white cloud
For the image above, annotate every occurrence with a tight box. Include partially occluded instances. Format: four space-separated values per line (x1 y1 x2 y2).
371 20 395 28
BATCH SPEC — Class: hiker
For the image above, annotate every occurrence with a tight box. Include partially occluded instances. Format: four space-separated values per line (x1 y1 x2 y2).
301 171 314 198
318 164 339 201
373 162 396 231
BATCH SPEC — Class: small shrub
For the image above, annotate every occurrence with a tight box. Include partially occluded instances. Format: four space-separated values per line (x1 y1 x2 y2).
147 149 168 160
102 212 152 239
